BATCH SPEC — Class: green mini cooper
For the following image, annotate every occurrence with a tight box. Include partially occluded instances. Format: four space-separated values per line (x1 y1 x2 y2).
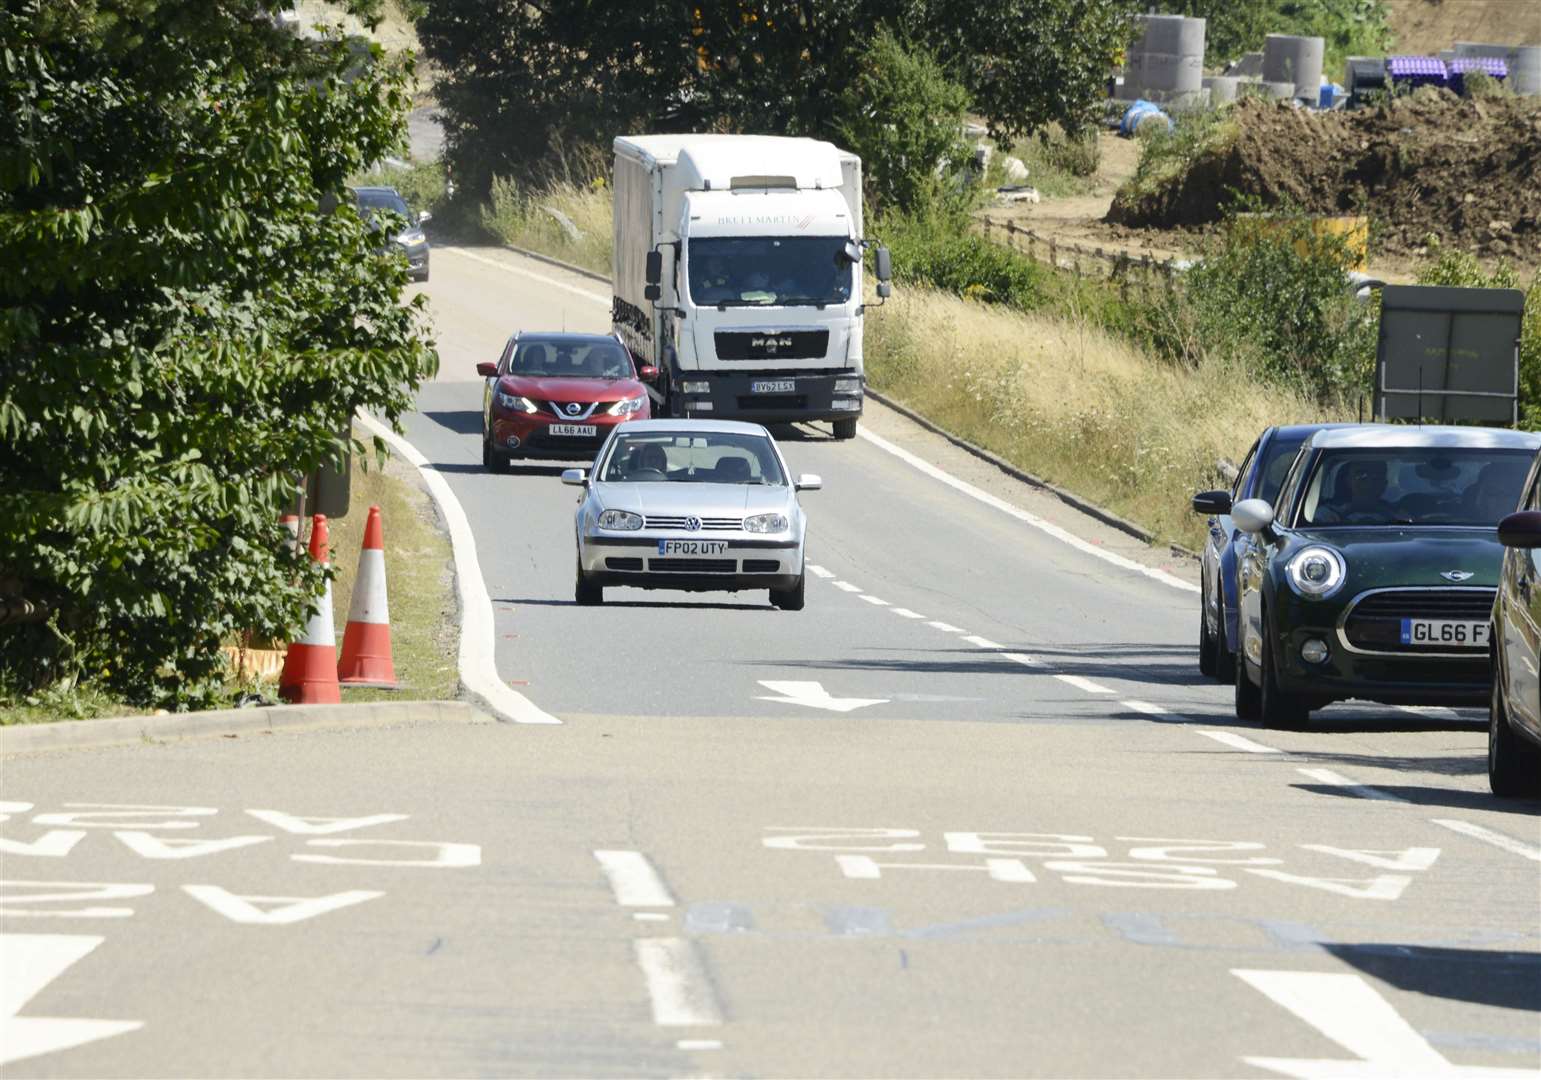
1232 425 1541 728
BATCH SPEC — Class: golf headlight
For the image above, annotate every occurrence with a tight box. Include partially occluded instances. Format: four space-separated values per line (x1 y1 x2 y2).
607 395 646 416
597 509 643 531
496 392 540 413
680 380 711 394
1286 546 1346 598
834 376 863 394
744 513 788 533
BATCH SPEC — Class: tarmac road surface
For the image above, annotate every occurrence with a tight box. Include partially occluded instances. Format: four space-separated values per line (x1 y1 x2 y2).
3 245 1537 1079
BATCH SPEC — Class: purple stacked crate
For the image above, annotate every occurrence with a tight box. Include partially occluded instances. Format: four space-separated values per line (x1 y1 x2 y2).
1387 55 1448 90
1449 55 1507 95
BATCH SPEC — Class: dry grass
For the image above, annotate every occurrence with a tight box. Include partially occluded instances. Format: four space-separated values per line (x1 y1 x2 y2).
482 177 614 276
866 285 1348 550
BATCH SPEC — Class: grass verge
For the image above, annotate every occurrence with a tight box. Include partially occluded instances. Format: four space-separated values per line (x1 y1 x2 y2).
481 176 612 276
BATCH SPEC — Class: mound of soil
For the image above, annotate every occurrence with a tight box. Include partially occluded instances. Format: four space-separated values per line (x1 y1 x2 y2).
1107 91 1541 262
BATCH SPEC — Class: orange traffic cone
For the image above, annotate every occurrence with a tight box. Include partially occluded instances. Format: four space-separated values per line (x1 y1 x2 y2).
338 505 398 688
279 514 341 704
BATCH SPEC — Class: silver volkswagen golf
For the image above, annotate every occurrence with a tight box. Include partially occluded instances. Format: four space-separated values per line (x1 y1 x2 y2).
562 419 821 608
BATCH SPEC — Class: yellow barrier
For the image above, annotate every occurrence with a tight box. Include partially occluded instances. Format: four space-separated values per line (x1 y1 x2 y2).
1234 213 1369 272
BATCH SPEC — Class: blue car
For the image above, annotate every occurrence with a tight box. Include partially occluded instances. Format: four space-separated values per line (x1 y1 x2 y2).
1192 424 1357 681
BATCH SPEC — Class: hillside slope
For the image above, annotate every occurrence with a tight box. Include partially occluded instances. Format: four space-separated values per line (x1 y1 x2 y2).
1384 0 1537 56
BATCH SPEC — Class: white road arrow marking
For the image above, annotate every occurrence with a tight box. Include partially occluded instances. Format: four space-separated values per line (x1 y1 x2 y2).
0 934 141 1066
181 885 383 924
244 810 407 835
1235 968 1538 1078
755 681 888 713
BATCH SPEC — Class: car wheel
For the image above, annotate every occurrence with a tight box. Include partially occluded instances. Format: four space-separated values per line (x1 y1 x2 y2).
1234 619 1261 722
482 431 509 474
1489 661 1541 797
771 570 806 611
1198 576 1217 678
1259 619 1309 730
832 418 857 440
574 553 603 606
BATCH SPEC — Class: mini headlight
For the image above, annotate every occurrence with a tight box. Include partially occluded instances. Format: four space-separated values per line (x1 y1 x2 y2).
495 392 539 414
607 395 646 416
1286 546 1346 598
744 513 788 533
597 509 643 531
680 380 711 395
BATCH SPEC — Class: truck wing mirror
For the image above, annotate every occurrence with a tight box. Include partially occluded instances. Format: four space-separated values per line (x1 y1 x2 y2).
645 250 662 285
644 283 661 302
874 246 892 283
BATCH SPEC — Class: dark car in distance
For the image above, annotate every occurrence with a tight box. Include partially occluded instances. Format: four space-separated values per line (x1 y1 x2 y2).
351 185 430 281
1232 425 1540 728
1192 424 1357 682
1488 453 1541 797
478 332 656 467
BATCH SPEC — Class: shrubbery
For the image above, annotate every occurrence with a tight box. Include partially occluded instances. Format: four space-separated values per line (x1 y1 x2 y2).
880 205 1049 309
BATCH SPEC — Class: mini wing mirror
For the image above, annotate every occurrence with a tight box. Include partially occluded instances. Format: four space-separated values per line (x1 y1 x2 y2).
1192 489 1233 516
1232 498 1276 536
874 246 892 283
476 362 498 377
560 468 587 487
638 364 659 382
1498 510 1541 548
645 250 662 285
795 473 823 492
417 209 432 224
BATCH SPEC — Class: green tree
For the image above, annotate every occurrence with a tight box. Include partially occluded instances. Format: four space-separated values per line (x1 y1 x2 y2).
0 0 438 709
835 28 970 215
1163 0 1392 77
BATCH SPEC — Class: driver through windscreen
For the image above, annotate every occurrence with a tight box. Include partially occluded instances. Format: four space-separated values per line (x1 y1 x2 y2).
1299 449 1531 527
601 432 785 485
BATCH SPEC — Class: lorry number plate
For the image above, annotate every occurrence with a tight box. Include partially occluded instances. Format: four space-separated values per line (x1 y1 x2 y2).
656 540 727 556
751 379 796 394
1401 619 1488 647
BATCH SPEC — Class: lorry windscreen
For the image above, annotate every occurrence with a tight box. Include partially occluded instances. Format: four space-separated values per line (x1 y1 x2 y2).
689 237 853 307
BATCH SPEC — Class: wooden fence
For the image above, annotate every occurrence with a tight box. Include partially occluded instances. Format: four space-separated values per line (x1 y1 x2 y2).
978 215 1186 288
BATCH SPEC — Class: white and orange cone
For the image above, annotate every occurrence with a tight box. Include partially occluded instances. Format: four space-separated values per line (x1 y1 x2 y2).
279 514 341 704
338 504 398 688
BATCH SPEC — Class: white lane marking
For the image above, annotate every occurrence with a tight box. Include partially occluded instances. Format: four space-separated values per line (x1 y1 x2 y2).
181 885 383 925
1195 730 1281 754
634 912 670 922
594 850 677 907
357 412 561 724
1430 819 1541 863
1122 699 1169 716
832 581 862 593
928 621 964 633
634 938 724 1026
1299 845 1441 871
1004 652 1039 667
0 934 142 1067
440 246 610 307
963 635 1002 649
113 832 271 860
292 839 482 868
246 809 407 834
677 1039 723 1050
0 831 87 858
856 427 1199 594
858 594 890 606
890 607 925 619
756 680 888 713
1232 968 1524 1078
1296 768 1407 803
1054 674 1114 695
0 881 153 919
808 564 835 579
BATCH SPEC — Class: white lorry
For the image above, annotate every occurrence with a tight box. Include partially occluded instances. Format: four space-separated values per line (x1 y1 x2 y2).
611 134 890 439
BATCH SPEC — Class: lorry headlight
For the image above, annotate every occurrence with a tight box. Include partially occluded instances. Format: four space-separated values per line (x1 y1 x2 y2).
831 399 860 411
597 509 643 531
680 380 711 394
834 376 863 394
744 513 788 533
1286 546 1345 599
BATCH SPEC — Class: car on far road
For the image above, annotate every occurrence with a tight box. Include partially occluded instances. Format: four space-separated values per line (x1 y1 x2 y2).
1232 425 1540 728
1488 454 1541 796
478 332 657 468
350 185 431 281
563 419 819 609
1192 424 1359 682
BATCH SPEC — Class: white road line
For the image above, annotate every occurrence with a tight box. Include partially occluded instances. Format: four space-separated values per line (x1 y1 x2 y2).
634 938 724 1026
1003 653 1038 667
856 427 1199 594
0 934 143 1067
1194 729 1281 753
832 581 862 593
890 607 925 619
1297 768 1407 803
1054 674 1114 695
677 1039 723 1051
1430 819 1541 863
859 594 889 606
440 246 610 307
356 412 561 725
963 635 1002 649
634 912 670 922
1122 699 1169 716
928 621 964 633
593 850 677 907
808 565 835 579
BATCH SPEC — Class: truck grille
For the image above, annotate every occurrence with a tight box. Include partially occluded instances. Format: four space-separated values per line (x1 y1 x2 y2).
1342 588 1495 653
715 330 829 361
644 516 742 531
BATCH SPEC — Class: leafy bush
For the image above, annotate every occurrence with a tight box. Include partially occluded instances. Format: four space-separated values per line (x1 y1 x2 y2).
1162 0 1392 76
880 205 1049 309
